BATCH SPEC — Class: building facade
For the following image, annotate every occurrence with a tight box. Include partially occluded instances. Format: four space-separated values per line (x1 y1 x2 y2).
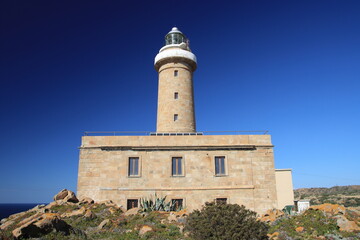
77 27 293 214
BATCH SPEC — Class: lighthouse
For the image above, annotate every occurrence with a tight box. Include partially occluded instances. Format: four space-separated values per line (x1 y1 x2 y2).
78 27 293 215
154 27 197 133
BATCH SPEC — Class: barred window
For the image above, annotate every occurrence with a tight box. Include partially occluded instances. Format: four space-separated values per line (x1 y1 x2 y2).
127 199 138 209
171 199 183 211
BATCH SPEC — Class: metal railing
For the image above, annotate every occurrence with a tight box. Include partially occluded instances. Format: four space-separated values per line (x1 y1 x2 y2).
84 130 269 136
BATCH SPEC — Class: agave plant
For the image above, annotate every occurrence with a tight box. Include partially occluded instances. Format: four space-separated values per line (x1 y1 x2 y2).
140 194 176 212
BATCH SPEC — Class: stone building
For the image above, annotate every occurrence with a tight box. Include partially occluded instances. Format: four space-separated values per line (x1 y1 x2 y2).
77 27 294 214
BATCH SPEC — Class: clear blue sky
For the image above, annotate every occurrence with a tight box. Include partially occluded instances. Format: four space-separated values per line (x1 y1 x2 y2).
1 0 359 203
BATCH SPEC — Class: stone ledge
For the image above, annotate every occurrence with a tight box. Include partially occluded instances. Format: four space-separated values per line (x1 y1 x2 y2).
99 185 255 191
79 145 274 151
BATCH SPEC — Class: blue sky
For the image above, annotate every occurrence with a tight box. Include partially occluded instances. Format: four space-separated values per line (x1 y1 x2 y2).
1 0 359 203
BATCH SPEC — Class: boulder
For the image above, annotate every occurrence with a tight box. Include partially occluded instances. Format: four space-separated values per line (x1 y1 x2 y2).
259 209 284 222
28 205 52 214
29 204 46 212
84 209 95 219
267 232 279 240
97 200 118 207
309 203 346 215
53 189 79 203
176 209 188 217
12 213 72 239
124 207 139 216
97 219 110 230
167 212 178 222
79 197 94 205
108 207 117 215
335 215 360 232
61 206 86 218
139 225 153 236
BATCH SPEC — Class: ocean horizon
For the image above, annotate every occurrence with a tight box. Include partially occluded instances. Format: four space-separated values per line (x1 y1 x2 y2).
0 203 48 220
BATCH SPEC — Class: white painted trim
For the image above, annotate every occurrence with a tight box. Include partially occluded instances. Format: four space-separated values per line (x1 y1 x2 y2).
155 48 197 65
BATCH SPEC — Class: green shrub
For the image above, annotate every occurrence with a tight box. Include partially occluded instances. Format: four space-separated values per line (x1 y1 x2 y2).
185 202 268 240
269 209 339 239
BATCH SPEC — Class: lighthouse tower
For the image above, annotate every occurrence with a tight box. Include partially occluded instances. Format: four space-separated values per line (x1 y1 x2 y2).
78 27 291 215
154 27 197 133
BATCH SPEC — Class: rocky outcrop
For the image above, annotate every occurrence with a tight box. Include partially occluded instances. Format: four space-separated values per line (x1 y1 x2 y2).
309 203 346 215
79 197 94 205
124 207 140 216
53 189 79 203
84 209 95 219
97 219 110 230
12 213 72 239
166 209 189 223
259 209 284 222
335 215 360 232
310 203 360 232
60 206 86 218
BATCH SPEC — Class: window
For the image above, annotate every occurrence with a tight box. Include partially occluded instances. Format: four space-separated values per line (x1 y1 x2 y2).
172 157 182 176
171 199 183 211
174 114 178 121
216 198 227 204
174 92 178 99
215 156 226 175
127 199 138 209
128 157 139 176
174 70 178 77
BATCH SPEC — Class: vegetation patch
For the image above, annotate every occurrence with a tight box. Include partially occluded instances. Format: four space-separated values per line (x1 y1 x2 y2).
185 202 268 240
50 204 79 213
270 209 338 238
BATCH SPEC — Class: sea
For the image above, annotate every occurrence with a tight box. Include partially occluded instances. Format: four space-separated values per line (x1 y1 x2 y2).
0 203 47 220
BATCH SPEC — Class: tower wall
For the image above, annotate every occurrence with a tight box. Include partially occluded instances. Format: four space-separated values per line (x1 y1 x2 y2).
156 62 196 132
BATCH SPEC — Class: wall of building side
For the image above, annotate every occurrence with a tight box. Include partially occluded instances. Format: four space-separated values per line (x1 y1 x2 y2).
77 135 278 214
156 62 196 132
275 169 294 209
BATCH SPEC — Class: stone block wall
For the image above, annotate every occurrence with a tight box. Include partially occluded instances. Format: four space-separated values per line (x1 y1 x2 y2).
77 135 278 214
156 62 196 132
